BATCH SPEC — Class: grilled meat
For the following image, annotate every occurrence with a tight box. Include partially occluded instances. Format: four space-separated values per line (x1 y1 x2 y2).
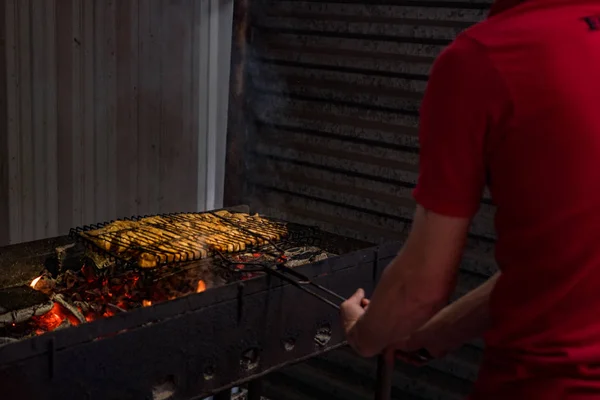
79 211 288 268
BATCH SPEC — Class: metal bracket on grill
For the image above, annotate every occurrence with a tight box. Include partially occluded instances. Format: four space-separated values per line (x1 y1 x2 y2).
214 248 345 310
205 211 345 308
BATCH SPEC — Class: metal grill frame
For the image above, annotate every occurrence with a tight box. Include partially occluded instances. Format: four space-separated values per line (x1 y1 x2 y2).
0 206 395 400
69 208 322 270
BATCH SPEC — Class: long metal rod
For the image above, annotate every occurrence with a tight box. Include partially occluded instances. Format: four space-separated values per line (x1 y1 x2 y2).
275 264 347 302
374 355 393 400
215 243 347 310
208 210 348 309
263 267 342 310
247 379 263 400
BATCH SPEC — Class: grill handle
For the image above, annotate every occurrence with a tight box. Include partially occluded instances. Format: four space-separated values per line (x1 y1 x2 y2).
375 348 434 400
263 266 343 310
264 258 434 400
375 355 393 400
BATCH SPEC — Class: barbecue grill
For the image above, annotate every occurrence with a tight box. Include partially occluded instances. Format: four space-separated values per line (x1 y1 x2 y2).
0 205 404 400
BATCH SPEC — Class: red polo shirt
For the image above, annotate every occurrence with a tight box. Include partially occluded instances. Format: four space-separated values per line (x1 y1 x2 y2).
413 0 600 397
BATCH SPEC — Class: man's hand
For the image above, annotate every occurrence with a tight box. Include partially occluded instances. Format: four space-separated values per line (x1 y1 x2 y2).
340 289 370 351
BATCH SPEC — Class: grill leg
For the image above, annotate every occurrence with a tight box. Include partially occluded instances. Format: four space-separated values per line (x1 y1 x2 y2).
247 379 263 400
214 389 231 400
374 355 392 400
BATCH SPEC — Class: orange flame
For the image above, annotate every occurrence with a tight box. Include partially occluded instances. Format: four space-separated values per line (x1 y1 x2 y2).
142 300 152 307
196 280 206 293
30 276 42 289
33 303 68 331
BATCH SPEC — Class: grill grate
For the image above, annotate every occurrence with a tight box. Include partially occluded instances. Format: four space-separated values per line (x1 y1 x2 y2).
69 210 343 309
69 210 321 270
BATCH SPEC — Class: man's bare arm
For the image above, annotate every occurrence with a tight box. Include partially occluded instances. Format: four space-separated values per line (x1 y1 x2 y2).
341 34 504 359
346 205 471 357
400 272 500 357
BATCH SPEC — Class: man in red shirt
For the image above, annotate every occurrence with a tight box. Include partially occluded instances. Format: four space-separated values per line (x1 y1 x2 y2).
340 0 600 397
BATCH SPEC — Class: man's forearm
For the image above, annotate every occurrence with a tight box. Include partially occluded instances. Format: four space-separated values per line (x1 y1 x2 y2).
348 248 453 357
345 206 470 358
409 272 500 353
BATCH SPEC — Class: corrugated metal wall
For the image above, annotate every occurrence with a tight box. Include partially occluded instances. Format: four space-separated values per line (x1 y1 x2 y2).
0 0 8 246
242 0 497 398
0 0 233 245
247 0 497 289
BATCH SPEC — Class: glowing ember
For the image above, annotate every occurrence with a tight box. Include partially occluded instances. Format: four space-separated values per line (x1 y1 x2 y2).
20 263 216 336
30 276 42 288
31 303 78 332
13 244 327 338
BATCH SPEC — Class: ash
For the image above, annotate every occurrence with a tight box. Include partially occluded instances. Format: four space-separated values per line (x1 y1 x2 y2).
282 246 330 267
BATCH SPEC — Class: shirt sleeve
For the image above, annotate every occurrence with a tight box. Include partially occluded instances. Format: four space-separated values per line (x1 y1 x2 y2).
412 35 511 218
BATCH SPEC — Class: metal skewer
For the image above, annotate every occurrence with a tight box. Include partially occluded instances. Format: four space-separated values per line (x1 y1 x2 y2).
274 263 346 302
213 248 345 309
261 266 343 310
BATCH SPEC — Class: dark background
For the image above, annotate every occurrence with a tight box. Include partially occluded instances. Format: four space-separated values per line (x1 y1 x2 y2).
228 0 497 398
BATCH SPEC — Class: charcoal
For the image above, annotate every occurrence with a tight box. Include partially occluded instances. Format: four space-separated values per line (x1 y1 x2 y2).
312 253 328 262
30 273 56 295
85 250 117 272
106 303 127 314
3 216 341 338
73 300 91 313
56 242 86 272
59 269 81 289
52 294 86 324
55 318 73 330
0 286 54 327
283 246 330 268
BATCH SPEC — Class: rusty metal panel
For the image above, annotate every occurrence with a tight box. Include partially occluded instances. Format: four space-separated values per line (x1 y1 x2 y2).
0 0 8 246
243 0 496 277
1 0 232 245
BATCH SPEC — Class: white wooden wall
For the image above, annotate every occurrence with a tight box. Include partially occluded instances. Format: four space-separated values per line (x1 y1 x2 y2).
0 0 233 245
